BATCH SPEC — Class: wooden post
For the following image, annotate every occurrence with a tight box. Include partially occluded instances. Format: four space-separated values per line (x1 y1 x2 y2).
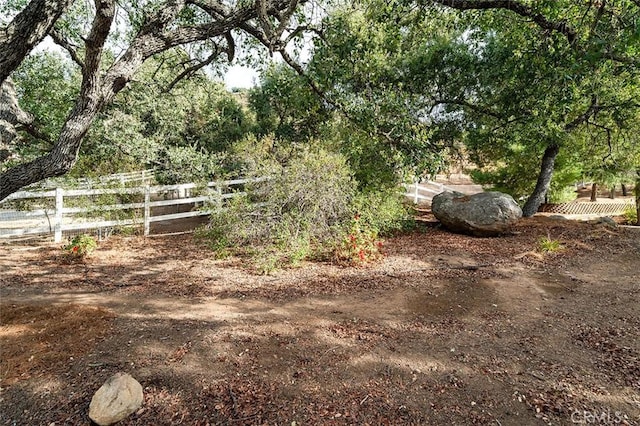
54 187 63 243
144 185 150 236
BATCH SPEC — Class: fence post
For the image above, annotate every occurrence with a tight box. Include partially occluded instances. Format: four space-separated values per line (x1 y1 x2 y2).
216 184 223 210
54 187 63 243
144 185 150 236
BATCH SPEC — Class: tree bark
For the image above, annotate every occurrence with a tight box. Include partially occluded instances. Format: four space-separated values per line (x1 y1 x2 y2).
609 185 615 199
591 183 597 201
0 0 74 85
522 143 560 217
621 184 628 196
1 78 34 150
633 169 640 226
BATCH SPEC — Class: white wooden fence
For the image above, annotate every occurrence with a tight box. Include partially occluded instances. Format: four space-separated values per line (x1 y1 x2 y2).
0 177 265 242
404 180 448 204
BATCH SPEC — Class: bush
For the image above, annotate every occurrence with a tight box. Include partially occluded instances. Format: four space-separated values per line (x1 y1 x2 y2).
350 189 414 236
199 135 416 271
547 185 577 204
155 145 226 184
198 139 355 271
63 234 98 259
334 214 384 265
622 204 638 225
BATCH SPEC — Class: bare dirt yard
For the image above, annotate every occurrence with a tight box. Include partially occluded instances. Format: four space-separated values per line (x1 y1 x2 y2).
1 217 639 425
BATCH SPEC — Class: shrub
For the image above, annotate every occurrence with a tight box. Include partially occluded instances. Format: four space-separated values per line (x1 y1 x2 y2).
64 234 98 259
547 185 577 204
538 236 564 254
350 189 414 236
199 139 355 271
155 145 226 184
622 204 638 225
334 214 384 265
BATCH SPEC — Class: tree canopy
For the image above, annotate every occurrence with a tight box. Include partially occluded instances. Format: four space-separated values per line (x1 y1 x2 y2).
297 0 640 214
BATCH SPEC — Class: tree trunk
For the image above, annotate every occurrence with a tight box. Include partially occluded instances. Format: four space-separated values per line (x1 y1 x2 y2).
621 184 628 196
633 169 640 226
522 144 560 217
591 183 597 202
0 0 74 84
0 104 101 200
609 185 615 199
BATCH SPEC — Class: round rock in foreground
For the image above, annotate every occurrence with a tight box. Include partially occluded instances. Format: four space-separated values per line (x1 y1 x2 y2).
432 191 522 237
89 372 143 426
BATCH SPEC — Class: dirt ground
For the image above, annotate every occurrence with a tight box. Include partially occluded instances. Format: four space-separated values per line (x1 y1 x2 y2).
1 216 639 425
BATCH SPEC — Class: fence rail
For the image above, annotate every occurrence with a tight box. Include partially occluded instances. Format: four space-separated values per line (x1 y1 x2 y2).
540 200 634 215
404 181 449 204
0 177 264 242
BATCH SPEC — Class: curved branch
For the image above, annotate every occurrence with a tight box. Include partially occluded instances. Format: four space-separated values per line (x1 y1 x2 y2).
49 27 85 68
163 48 223 92
433 0 577 44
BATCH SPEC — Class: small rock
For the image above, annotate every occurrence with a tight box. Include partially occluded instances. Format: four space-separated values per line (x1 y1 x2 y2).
599 216 617 228
89 372 143 426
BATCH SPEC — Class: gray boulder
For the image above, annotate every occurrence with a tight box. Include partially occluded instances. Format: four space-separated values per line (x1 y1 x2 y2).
89 372 143 426
432 191 522 237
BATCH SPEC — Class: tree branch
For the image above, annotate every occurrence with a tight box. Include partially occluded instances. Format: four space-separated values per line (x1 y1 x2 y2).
16 122 53 145
565 95 598 131
1 0 309 199
163 48 224 92
49 27 85 68
0 0 75 84
587 120 613 162
433 98 504 120
432 0 577 44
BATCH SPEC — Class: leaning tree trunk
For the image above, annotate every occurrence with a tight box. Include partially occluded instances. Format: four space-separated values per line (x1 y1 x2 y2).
522 144 560 217
0 95 104 200
633 169 640 226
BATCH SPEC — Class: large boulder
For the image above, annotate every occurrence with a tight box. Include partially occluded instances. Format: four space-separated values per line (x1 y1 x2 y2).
89 372 144 426
432 191 522 237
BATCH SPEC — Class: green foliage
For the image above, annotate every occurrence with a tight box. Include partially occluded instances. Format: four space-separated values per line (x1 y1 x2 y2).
155 145 225 184
547 186 577 204
199 137 355 271
8 52 80 166
350 189 414 236
63 234 98 259
622 204 638 225
334 215 383 266
308 5 449 179
305 0 640 210
538 236 564 254
58 52 252 179
249 65 330 142
248 65 411 191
